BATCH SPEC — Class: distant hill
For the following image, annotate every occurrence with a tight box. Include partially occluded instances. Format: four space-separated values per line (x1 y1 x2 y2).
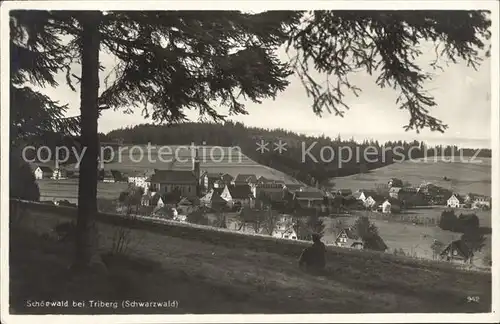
333 157 492 196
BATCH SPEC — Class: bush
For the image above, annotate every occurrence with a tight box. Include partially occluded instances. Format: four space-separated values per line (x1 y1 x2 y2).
456 213 479 233
186 209 209 226
10 154 40 202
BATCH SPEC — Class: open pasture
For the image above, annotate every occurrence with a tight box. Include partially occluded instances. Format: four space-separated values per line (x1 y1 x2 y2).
332 158 491 196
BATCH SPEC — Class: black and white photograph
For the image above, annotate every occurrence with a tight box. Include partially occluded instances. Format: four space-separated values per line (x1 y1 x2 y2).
1 0 498 323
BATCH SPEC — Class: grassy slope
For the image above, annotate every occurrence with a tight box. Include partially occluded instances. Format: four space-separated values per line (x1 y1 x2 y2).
333 158 491 196
10 209 491 314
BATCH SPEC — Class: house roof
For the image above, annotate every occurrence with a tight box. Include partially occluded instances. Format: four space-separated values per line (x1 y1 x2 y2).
284 184 304 192
389 187 402 193
364 235 388 251
337 228 360 240
448 193 465 203
294 190 325 200
150 170 197 184
234 174 257 183
228 185 254 199
257 176 271 183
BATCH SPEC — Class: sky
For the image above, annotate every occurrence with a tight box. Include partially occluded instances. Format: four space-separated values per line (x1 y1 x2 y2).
34 22 492 149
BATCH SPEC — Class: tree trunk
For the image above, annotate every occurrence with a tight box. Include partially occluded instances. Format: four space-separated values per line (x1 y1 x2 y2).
74 11 101 268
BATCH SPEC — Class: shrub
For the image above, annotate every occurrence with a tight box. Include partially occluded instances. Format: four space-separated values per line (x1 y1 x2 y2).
186 209 209 226
439 210 457 231
456 213 479 233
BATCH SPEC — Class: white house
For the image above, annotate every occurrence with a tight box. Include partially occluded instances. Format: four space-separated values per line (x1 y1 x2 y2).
33 165 53 179
363 196 377 209
447 194 464 208
128 170 154 193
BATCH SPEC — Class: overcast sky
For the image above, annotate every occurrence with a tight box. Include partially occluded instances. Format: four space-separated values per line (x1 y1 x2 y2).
35 27 492 148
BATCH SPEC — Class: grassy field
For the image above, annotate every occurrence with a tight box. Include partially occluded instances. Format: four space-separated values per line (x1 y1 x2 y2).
10 208 492 314
319 213 492 268
332 157 491 196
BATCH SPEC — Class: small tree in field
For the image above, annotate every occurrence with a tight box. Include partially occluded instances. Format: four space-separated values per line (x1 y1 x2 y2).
305 211 325 240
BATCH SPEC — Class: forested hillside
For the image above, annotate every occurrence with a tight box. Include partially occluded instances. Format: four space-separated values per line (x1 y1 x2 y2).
102 121 491 187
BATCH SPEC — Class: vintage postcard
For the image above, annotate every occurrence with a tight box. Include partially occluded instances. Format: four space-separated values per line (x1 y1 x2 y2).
1 0 498 323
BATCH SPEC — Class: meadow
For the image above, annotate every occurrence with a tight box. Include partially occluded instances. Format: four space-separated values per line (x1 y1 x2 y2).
10 205 492 314
319 211 492 268
38 179 129 203
332 157 491 196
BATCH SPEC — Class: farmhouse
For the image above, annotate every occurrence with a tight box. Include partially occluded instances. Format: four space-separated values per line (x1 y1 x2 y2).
200 187 231 208
334 228 363 249
33 165 53 179
352 190 367 202
293 190 326 209
389 187 401 199
206 173 224 189
440 240 472 263
228 185 256 208
256 183 285 202
176 197 196 215
363 196 377 209
446 194 464 208
465 193 491 209
364 235 388 252
380 198 400 214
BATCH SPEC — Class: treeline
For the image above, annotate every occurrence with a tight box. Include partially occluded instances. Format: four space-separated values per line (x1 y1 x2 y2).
101 122 490 187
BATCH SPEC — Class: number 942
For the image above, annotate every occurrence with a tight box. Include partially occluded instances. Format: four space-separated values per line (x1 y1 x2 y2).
467 296 480 303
